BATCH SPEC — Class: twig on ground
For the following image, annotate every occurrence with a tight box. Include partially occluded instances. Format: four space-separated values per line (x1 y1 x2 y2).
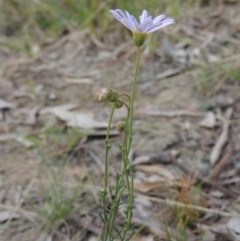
210 145 233 180
156 68 184 80
137 194 240 218
145 109 205 118
210 108 233 166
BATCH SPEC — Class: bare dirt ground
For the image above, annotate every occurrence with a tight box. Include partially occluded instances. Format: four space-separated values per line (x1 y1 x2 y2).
1 1 240 241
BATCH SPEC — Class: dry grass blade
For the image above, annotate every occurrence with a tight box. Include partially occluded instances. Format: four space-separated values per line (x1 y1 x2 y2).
156 68 184 80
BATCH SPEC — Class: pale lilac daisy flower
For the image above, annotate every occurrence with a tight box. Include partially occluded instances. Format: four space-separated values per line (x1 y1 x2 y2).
110 9 175 34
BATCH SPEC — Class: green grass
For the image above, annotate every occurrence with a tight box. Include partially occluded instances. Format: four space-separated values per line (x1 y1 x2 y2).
21 126 91 238
193 59 240 96
162 181 205 241
0 125 90 239
35 166 83 230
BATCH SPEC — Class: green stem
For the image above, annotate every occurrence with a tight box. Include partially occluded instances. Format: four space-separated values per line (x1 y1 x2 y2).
106 173 125 240
102 103 116 241
102 103 116 227
104 103 116 192
122 46 141 241
128 47 140 154
119 93 131 104
122 149 130 193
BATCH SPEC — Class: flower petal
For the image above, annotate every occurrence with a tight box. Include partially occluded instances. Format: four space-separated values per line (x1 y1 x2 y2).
153 15 166 23
120 19 134 31
114 9 127 19
110 9 175 34
125 11 136 31
140 10 148 24
110 9 134 31
110 10 124 22
131 15 140 31
140 16 153 32
146 19 175 33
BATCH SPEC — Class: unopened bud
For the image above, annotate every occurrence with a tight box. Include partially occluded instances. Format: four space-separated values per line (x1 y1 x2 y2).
116 121 125 132
95 88 113 102
115 101 123 109
108 93 118 103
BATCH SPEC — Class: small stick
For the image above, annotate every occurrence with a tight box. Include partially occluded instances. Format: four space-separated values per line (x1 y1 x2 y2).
137 194 240 218
210 108 233 166
210 145 233 180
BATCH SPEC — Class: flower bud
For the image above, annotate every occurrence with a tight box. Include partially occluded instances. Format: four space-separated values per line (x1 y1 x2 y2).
115 101 123 109
133 32 147 47
95 88 113 102
116 121 125 133
108 93 118 103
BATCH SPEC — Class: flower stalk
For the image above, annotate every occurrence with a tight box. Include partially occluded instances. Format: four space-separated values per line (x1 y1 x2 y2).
97 8 174 241
127 46 140 154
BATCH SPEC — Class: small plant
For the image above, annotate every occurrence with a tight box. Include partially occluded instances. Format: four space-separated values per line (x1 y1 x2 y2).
95 9 174 241
193 60 239 96
164 178 205 241
23 158 84 240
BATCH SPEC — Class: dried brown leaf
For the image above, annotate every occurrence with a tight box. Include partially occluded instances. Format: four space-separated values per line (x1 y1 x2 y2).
133 235 154 241
40 104 108 129
134 181 164 193
135 165 174 180
40 103 78 115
